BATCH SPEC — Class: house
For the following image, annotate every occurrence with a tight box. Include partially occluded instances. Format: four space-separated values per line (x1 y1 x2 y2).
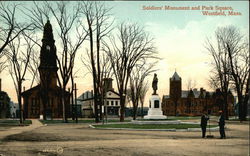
9 101 19 118
162 72 234 116
21 20 70 119
79 78 126 118
0 79 11 118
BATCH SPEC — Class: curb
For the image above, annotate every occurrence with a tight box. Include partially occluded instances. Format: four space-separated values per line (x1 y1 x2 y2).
89 124 220 132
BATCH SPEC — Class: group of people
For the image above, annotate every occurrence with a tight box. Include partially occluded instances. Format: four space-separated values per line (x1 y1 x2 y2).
200 110 226 139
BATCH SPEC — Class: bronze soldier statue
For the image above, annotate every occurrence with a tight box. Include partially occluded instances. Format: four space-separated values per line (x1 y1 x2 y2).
152 73 158 95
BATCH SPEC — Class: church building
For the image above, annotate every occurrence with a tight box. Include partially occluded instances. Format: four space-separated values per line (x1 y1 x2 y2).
21 20 70 119
162 72 235 116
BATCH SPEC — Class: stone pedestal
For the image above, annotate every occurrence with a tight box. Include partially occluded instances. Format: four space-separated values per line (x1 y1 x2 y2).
144 95 167 119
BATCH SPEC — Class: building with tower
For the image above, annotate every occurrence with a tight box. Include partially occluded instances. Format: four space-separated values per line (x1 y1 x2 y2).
162 71 235 116
21 20 70 119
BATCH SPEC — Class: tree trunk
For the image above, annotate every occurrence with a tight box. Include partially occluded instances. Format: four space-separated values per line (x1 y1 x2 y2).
18 83 23 124
141 102 144 118
223 93 229 120
93 91 100 123
62 85 68 123
242 95 249 120
238 95 244 121
120 95 125 122
133 104 138 120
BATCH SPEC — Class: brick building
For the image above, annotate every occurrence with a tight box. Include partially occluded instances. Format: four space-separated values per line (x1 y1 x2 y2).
162 72 234 116
21 20 70 119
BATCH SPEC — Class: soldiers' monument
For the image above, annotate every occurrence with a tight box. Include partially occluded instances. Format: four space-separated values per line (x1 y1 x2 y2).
144 73 167 119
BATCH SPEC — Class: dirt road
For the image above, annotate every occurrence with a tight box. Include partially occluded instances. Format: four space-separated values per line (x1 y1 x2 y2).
0 120 249 156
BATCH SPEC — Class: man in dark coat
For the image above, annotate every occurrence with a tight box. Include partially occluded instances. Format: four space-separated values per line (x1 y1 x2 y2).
218 110 226 139
200 111 209 138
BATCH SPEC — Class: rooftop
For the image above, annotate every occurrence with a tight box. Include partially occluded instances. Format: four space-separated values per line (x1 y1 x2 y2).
170 71 181 81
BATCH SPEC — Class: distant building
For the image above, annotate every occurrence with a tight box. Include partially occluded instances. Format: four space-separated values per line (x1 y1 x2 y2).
21 20 70 119
0 79 11 118
162 72 234 116
9 101 19 118
79 78 127 118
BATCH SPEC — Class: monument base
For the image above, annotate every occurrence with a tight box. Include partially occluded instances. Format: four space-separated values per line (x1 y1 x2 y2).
144 115 167 119
144 94 167 120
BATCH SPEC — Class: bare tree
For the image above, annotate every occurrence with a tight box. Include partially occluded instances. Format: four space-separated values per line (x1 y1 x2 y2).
222 26 249 121
81 1 114 122
27 35 40 88
186 77 197 90
205 28 232 119
49 2 88 122
207 73 221 91
139 81 149 118
103 23 157 121
0 55 7 74
6 33 34 123
0 2 32 55
205 26 249 120
128 61 157 120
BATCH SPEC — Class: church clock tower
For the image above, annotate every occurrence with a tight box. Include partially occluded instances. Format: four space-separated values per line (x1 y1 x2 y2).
21 20 70 119
38 20 58 88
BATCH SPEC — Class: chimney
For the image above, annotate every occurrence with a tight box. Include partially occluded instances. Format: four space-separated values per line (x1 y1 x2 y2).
0 78 2 91
103 78 113 91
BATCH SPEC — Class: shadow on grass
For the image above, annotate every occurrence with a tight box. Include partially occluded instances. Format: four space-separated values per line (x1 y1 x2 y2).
39 119 131 124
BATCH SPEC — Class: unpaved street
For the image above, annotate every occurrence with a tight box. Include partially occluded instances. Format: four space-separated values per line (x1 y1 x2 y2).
0 120 249 156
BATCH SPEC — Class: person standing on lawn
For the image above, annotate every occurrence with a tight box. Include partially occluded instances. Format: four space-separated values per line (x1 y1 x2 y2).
200 111 209 138
218 110 226 139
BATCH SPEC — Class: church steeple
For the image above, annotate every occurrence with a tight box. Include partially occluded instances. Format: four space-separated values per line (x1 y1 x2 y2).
39 20 57 68
39 20 58 88
42 20 54 43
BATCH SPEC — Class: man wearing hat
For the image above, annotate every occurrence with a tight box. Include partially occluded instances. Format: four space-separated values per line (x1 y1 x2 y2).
200 111 209 138
218 110 226 139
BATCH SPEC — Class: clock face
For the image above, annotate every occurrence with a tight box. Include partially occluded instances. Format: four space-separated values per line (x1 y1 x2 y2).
46 45 50 51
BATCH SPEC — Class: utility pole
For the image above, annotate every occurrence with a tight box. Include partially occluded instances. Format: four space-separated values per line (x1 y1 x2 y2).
105 84 108 123
74 83 78 123
69 88 74 120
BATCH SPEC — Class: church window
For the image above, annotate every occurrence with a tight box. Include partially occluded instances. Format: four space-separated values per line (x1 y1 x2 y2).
46 45 50 51
31 98 39 115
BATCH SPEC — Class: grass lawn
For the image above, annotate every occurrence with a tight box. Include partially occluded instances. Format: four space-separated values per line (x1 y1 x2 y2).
229 118 250 121
135 116 201 121
40 119 131 124
94 123 217 129
168 116 201 120
0 119 32 126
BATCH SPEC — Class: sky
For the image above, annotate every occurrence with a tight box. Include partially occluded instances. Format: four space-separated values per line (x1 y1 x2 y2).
0 1 249 107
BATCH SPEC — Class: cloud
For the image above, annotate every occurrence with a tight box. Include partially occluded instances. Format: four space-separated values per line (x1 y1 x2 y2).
144 15 249 98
